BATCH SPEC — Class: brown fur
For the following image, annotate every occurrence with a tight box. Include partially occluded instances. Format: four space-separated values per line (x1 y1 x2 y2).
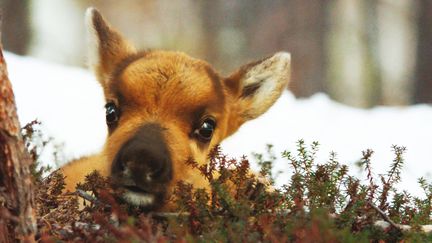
61 8 291 211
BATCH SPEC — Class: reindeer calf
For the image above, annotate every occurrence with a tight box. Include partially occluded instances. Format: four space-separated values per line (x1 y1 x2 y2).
61 8 291 211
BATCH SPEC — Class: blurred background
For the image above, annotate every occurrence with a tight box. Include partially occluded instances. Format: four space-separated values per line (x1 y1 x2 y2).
1 0 431 107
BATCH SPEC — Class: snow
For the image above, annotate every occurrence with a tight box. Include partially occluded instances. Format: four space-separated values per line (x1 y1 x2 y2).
222 92 432 193
6 52 106 165
6 51 432 196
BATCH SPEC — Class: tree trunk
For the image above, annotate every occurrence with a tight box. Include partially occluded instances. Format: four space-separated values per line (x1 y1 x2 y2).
362 0 382 106
414 0 432 104
0 0 31 55
245 0 328 97
0 45 36 241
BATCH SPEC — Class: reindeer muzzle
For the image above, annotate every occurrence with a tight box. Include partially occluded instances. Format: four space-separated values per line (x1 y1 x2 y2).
111 123 173 209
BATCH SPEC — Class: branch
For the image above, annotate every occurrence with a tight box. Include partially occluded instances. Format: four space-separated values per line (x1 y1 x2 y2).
369 202 432 233
368 202 400 230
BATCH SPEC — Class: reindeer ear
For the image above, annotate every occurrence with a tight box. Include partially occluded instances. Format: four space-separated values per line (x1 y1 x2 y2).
224 52 291 133
85 7 136 88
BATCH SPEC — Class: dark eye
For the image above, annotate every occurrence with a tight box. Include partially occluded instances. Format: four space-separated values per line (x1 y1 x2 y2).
105 102 119 125
195 118 216 141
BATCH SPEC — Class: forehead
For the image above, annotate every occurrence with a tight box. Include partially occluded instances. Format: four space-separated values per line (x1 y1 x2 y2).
112 51 224 115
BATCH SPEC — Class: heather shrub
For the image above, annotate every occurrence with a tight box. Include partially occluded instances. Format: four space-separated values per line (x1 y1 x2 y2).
23 122 432 242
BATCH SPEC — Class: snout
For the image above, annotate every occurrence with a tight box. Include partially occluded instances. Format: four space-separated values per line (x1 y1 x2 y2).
111 123 172 209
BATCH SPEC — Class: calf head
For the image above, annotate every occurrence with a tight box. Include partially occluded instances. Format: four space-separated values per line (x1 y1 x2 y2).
85 8 291 210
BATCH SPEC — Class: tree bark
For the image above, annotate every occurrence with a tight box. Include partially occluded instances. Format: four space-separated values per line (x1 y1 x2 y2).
0 45 36 241
414 0 432 104
362 0 382 106
0 0 31 55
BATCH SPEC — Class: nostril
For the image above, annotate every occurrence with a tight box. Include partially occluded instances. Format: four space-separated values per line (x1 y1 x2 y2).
118 159 133 172
122 163 132 176
145 172 152 182
151 164 162 176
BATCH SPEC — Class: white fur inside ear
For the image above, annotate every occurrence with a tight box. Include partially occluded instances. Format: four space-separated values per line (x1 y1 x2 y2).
241 52 291 118
85 7 100 72
244 52 291 87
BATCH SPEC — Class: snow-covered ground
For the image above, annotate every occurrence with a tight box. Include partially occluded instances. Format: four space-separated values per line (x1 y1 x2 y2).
6 52 432 196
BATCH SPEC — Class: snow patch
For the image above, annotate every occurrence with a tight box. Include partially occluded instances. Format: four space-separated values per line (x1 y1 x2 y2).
6 51 432 196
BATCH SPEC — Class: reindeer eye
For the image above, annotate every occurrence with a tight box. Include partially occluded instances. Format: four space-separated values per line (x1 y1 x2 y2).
195 118 216 141
105 102 119 125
